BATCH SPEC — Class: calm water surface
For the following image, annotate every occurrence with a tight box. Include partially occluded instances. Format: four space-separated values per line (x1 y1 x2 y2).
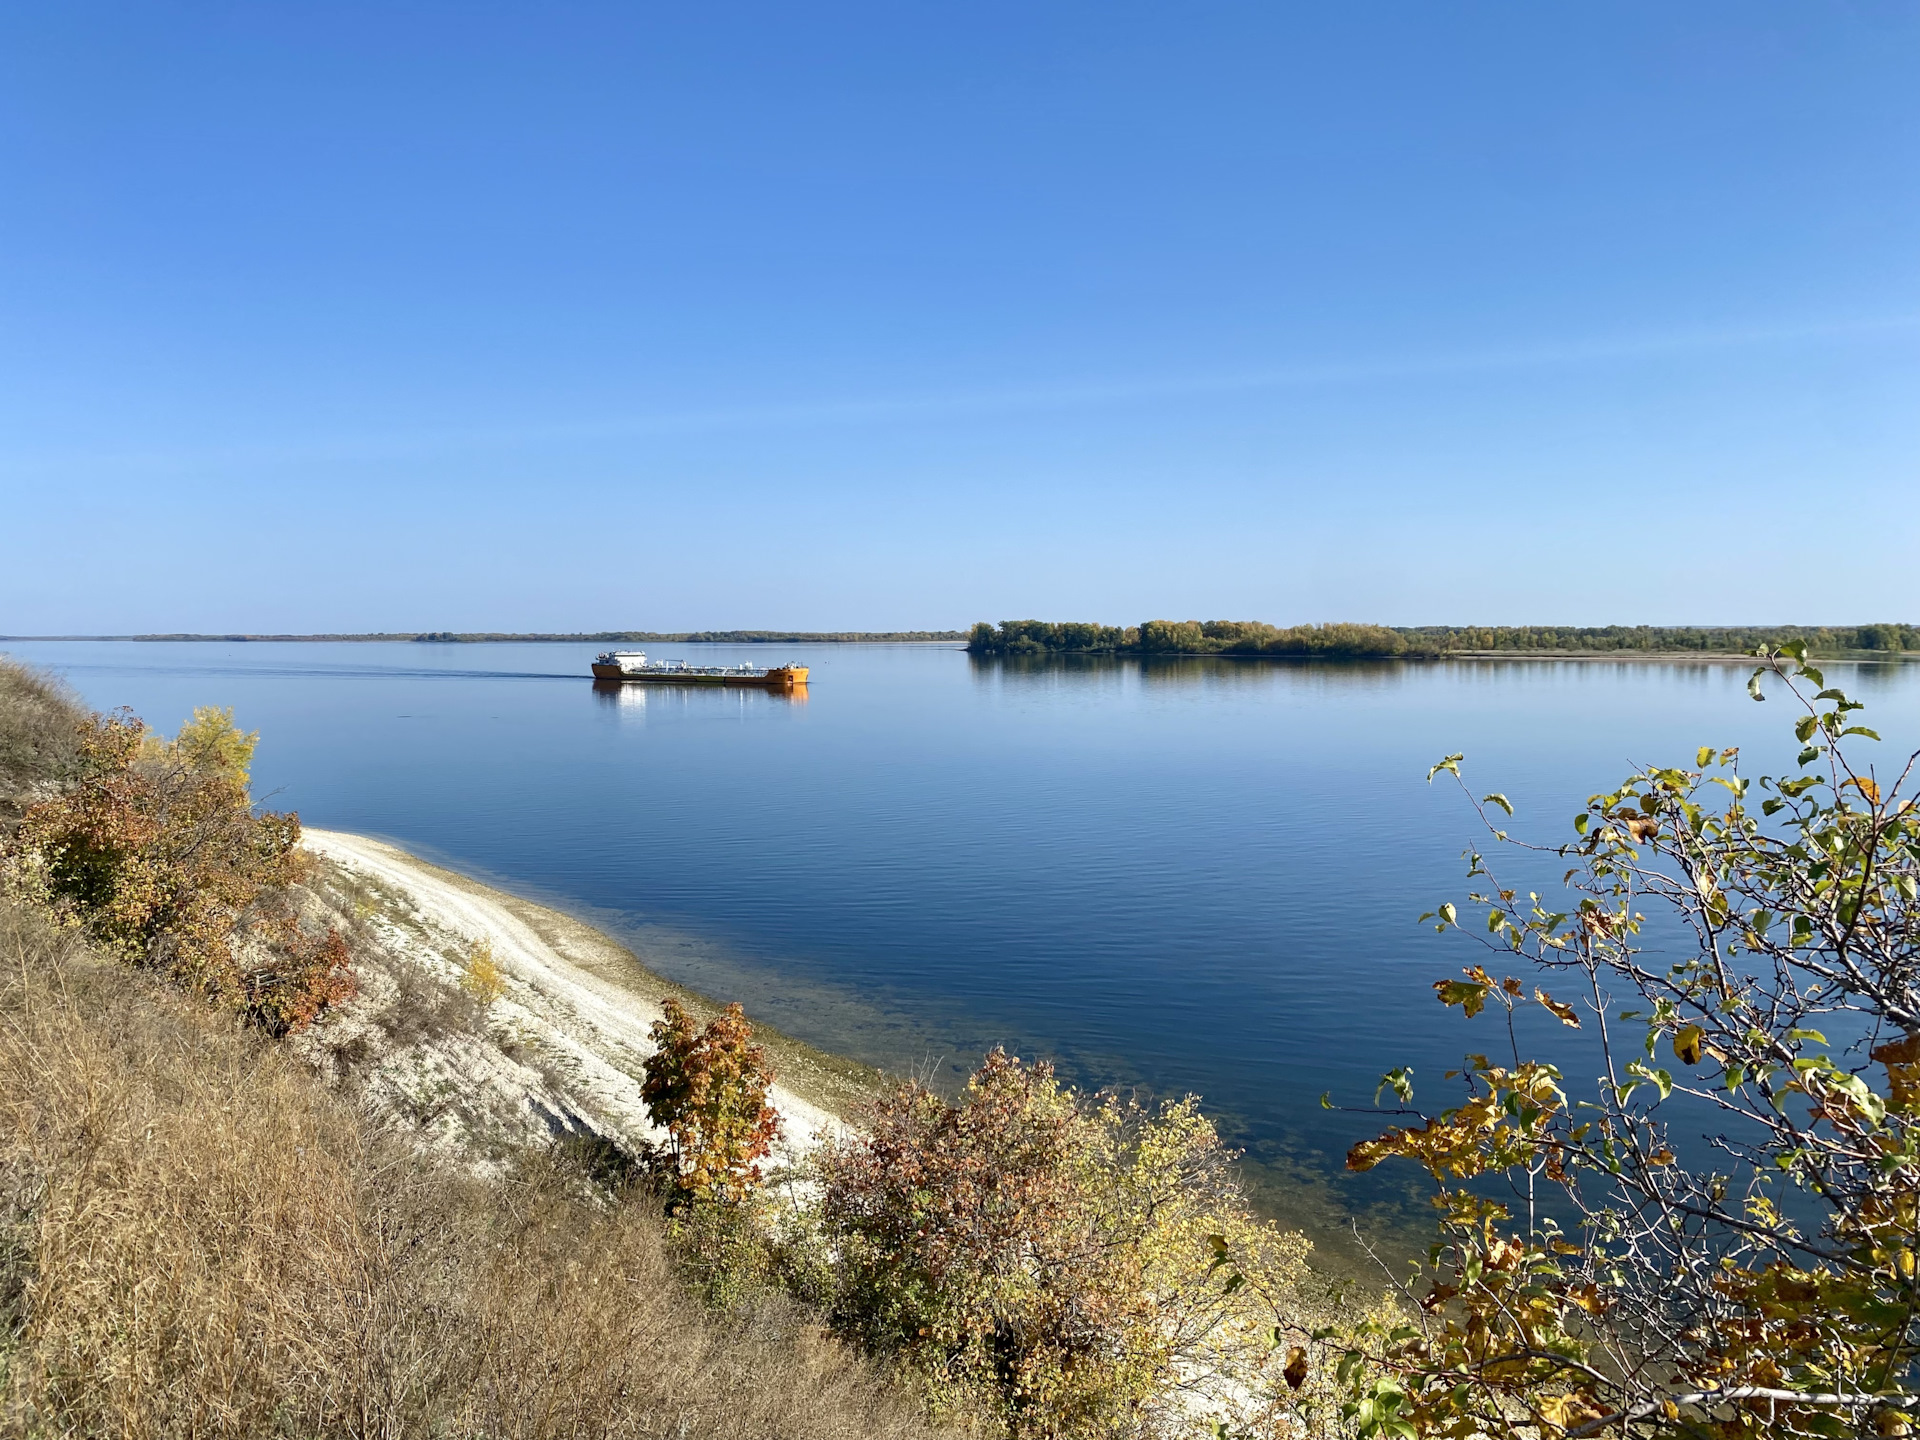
11 640 1919 1251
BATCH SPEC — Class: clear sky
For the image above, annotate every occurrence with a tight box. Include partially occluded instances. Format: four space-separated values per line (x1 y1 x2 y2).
3 3 1917 634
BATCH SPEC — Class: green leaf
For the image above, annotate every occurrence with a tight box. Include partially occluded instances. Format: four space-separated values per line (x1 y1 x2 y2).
1627 1061 1673 1102
1795 715 1818 743
1435 977 1490 1016
1375 1067 1415 1104
1827 1072 1886 1124
1482 792 1513 816
1747 668 1767 701
1842 726 1882 740
1798 746 1821 767
1438 902 1456 926
1426 753 1463 783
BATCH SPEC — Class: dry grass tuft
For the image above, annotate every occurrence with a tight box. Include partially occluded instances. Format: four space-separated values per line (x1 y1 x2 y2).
0 901 960 1440
0 659 84 833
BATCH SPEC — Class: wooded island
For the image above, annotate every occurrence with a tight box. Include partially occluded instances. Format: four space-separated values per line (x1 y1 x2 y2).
967 620 1920 659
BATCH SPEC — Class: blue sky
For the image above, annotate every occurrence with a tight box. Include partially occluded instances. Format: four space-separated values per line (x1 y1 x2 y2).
3 2 1916 633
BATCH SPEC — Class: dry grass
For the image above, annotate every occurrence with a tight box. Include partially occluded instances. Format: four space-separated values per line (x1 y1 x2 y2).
0 902 961 1440
0 660 83 833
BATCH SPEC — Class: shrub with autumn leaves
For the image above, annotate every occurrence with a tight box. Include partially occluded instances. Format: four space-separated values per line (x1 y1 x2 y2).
813 1048 1348 1440
1331 645 1920 1439
638 1005 1357 1436
2 702 353 1035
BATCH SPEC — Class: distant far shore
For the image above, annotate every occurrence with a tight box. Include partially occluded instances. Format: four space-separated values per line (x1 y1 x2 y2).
0 630 970 644
967 619 1920 663
991 647 1886 665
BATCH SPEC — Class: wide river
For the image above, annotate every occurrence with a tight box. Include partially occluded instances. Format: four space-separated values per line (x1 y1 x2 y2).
10 639 1919 1256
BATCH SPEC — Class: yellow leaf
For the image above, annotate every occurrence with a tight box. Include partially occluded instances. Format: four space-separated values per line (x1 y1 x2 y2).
1673 1025 1704 1066
1536 989 1581 1028
1537 1391 1606 1429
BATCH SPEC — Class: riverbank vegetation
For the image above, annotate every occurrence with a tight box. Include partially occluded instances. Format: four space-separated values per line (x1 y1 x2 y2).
7 699 353 1034
968 619 1920 659
0 656 1364 1438
1331 644 1920 1436
634 977 1362 1436
0 660 955 1439
0 907 956 1440
811 1052 1347 1436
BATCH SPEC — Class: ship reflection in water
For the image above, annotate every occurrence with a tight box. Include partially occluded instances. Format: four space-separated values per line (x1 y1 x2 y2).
592 678 806 709
592 679 647 710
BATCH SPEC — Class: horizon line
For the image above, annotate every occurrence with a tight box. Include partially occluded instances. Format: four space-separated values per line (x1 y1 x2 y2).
6 620 1915 645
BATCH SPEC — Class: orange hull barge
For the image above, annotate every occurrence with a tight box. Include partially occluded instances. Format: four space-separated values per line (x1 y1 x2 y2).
590 651 808 689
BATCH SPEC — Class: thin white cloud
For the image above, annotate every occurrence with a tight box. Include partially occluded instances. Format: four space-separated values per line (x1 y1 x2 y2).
6 309 1918 476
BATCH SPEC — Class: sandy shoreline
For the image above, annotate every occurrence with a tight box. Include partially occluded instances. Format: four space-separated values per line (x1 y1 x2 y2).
304 827 858 1167
302 828 1393 1278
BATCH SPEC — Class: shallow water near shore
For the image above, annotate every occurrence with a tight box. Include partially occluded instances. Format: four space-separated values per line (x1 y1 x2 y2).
12 639 1920 1262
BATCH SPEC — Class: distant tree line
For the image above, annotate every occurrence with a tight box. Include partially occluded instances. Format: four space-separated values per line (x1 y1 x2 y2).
1403 622 1920 654
970 620 1439 658
968 619 1920 659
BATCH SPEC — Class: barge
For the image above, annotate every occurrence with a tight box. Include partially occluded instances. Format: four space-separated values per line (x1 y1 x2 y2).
590 650 809 689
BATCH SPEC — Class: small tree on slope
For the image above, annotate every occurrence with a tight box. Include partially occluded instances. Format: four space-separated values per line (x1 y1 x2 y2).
641 999 780 1205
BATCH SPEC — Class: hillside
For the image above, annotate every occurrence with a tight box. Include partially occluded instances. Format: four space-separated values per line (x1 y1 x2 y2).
0 659 957 1440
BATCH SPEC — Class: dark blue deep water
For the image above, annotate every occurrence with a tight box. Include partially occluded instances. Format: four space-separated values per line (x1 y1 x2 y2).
10 639 1919 1253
